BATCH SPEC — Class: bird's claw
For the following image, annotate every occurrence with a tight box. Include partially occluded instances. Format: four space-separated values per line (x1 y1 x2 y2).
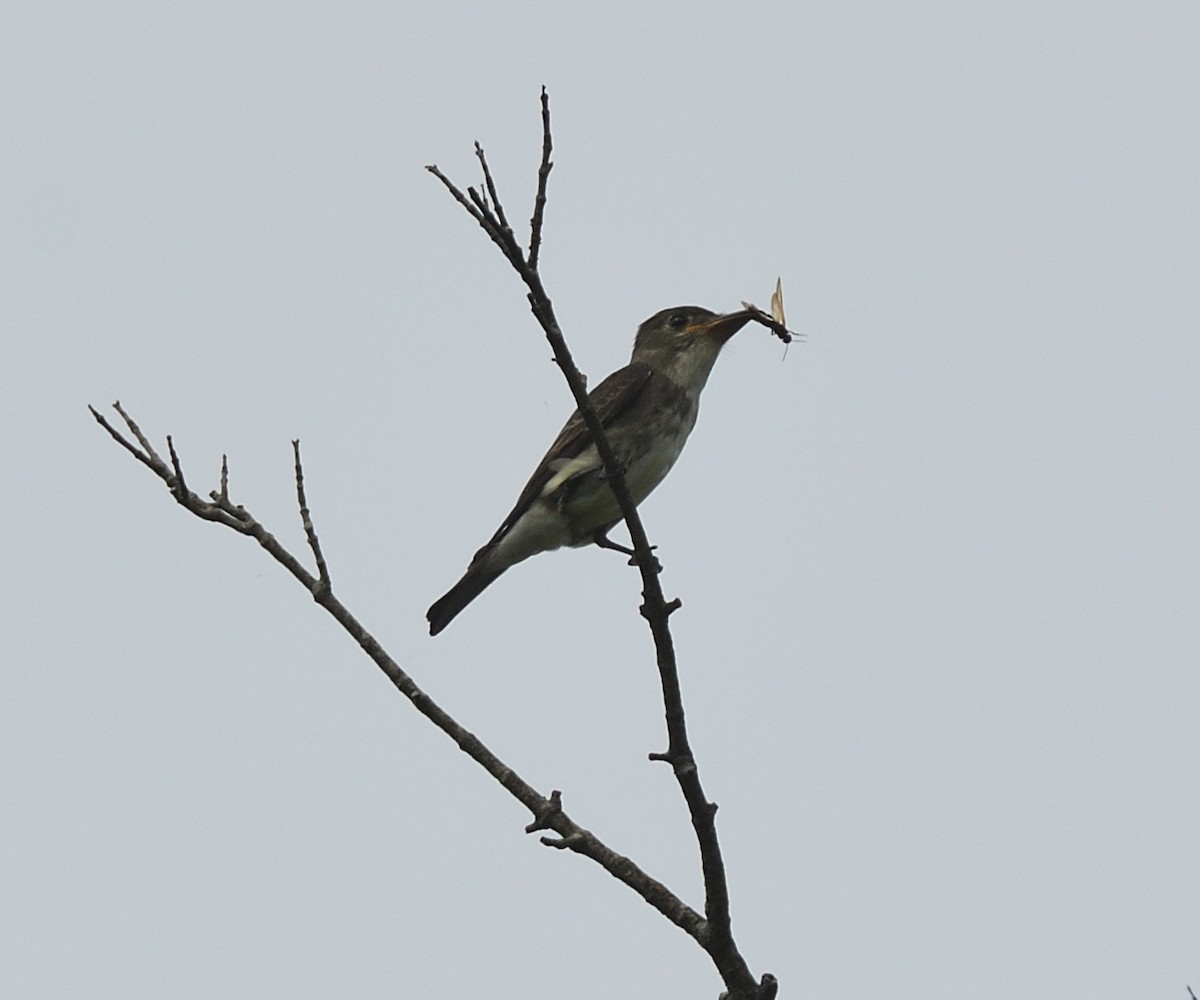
593 532 660 573
628 548 662 574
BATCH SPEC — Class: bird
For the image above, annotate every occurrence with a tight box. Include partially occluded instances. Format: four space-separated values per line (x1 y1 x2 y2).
426 305 756 635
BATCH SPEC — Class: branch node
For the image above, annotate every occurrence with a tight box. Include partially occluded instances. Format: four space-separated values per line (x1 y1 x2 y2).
539 830 585 851
638 595 680 621
525 789 563 834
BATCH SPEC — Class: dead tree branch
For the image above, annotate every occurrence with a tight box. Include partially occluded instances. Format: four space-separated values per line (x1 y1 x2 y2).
89 402 709 941
425 88 772 998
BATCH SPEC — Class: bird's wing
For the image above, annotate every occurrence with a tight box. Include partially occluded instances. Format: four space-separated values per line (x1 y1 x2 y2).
478 361 654 552
533 361 653 470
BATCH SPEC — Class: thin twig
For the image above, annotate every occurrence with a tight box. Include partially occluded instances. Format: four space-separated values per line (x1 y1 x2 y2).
90 407 249 533
113 399 163 464
89 405 161 476
527 86 553 270
292 439 330 595
425 165 485 225
166 435 187 500
474 141 511 234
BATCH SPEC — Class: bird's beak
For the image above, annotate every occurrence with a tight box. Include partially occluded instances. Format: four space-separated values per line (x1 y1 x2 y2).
691 309 755 343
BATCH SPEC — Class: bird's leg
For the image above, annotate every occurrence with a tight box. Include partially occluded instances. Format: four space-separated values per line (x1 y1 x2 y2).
592 530 636 557
592 530 661 573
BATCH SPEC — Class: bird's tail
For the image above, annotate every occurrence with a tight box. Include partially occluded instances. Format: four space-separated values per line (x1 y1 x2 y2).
427 565 504 636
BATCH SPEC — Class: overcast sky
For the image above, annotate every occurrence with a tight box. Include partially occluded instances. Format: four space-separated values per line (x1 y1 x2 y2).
4 3 1198 998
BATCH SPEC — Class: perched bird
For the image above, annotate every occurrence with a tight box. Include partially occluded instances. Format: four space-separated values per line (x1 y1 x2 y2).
427 305 755 635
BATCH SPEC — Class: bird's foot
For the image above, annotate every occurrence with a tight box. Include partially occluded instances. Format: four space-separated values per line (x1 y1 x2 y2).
592 531 661 573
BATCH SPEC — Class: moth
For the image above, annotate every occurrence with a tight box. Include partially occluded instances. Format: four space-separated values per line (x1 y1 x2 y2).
742 277 796 344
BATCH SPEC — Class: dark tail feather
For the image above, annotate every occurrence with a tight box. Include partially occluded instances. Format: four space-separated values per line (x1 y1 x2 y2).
427 566 504 636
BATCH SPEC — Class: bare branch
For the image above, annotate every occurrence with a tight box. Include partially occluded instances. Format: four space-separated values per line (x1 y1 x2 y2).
92 402 711 963
113 399 163 464
166 435 188 502
89 404 244 530
425 164 485 225
474 141 511 234
527 85 553 271
428 89 770 997
292 439 330 595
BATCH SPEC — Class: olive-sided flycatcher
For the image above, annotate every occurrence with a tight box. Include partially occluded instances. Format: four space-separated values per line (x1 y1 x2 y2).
426 305 755 635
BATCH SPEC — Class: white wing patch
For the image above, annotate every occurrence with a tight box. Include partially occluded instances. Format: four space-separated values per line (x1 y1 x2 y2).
542 454 603 496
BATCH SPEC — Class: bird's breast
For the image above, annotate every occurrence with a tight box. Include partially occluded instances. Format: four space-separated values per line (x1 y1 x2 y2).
621 413 696 504
547 378 702 542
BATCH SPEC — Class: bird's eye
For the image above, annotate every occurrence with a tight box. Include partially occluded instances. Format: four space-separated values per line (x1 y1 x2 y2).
668 313 688 329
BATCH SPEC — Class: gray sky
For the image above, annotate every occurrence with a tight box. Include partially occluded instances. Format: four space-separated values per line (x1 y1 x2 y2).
4 3 1198 998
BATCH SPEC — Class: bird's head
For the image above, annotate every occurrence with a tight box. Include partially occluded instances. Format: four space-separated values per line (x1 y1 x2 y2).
631 306 755 389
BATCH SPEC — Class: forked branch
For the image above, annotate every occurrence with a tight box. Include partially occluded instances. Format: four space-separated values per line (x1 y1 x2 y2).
89 401 709 942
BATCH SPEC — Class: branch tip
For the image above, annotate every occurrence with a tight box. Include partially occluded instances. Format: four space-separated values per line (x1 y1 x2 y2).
292 438 331 591
112 399 161 462
471 142 511 229
540 830 583 851
166 435 187 500
528 87 554 270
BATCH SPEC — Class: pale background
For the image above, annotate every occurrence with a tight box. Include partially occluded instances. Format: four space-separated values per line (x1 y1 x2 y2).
4 3 1197 998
